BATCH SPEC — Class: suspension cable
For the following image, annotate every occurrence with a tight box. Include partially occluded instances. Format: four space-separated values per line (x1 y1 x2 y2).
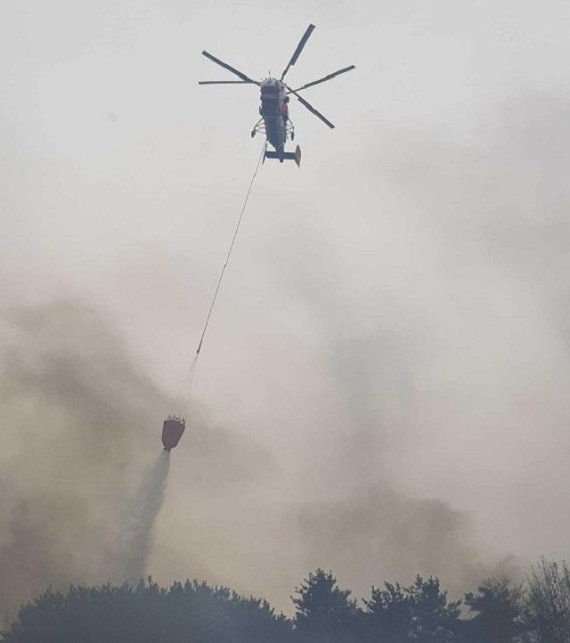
180 142 267 413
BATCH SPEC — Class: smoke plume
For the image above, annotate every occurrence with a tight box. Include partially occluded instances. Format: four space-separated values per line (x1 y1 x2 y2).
0 301 167 617
3 92 570 619
0 300 275 617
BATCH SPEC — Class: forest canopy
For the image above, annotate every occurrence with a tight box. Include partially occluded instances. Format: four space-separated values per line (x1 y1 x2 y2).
2 559 569 642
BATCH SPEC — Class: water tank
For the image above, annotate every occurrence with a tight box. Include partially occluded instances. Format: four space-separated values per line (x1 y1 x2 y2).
162 416 186 451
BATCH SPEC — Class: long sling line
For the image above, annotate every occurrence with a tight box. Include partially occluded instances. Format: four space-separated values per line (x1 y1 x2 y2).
181 142 267 413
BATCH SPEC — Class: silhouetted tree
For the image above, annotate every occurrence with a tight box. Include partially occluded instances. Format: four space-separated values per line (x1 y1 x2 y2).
1 578 293 643
463 578 527 642
409 576 461 641
293 569 358 643
362 581 411 643
364 575 461 642
4 565 570 643
527 558 570 643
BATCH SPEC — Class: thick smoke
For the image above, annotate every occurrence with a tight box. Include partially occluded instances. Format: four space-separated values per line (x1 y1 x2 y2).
0 301 275 618
3 90 570 618
296 490 518 602
201 90 570 606
0 302 167 616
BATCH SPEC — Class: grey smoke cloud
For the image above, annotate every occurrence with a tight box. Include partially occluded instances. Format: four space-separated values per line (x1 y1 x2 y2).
5 91 570 616
4 88 570 618
296 490 519 603
0 302 165 616
0 298 499 620
0 302 271 617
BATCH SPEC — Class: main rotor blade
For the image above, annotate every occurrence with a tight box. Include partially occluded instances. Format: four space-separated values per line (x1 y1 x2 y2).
199 80 255 85
289 65 355 92
280 24 316 81
289 89 335 129
201 51 259 85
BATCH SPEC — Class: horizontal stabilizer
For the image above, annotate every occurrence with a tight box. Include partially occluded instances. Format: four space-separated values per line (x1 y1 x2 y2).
265 146 302 167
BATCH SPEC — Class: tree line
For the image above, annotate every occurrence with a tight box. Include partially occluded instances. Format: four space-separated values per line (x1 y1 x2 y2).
2 558 569 642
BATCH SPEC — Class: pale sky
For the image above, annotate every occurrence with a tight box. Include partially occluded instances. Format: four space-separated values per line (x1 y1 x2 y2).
1 0 570 614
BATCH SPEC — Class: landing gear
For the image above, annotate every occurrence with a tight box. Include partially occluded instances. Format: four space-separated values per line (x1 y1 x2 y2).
251 118 265 139
285 118 295 142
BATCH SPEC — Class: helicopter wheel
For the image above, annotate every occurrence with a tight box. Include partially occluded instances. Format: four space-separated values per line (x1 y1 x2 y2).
291 132 295 141
251 130 256 138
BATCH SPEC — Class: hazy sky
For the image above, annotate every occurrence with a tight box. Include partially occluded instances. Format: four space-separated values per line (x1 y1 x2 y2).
2 0 570 615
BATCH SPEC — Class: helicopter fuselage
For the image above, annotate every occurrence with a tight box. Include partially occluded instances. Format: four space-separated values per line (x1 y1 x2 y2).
259 79 289 154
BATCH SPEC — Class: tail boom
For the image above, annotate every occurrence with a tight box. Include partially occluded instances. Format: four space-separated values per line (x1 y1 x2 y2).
265 145 301 167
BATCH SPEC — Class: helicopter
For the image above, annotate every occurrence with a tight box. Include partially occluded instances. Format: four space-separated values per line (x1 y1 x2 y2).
199 24 355 166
